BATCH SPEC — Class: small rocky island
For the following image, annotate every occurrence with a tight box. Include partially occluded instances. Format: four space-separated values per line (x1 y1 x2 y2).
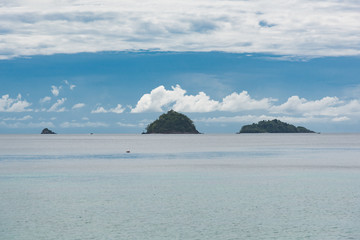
41 128 56 134
144 110 200 134
238 119 315 133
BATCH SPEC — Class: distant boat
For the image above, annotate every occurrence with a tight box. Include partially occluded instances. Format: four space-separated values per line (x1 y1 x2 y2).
126 150 130 153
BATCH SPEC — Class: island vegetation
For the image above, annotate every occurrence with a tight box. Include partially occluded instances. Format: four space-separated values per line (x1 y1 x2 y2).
41 128 56 134
144 110 200 134
238 119 315 133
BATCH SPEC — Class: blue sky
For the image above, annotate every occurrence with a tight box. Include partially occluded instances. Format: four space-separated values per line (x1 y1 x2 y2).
1 0 360 133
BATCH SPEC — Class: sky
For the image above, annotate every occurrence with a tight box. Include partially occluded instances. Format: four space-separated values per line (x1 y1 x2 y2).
1 0 360 133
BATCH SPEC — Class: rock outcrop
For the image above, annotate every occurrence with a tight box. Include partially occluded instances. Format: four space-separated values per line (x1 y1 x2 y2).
41 128 56 134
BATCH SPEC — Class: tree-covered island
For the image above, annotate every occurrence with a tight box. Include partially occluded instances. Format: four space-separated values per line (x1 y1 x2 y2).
144 110 200 134
238 119 315 133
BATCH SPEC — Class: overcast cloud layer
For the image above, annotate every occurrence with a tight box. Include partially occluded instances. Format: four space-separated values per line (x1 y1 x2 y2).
1 0 360 59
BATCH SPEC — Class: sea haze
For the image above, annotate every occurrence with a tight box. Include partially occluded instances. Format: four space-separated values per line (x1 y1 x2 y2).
1 134 360 239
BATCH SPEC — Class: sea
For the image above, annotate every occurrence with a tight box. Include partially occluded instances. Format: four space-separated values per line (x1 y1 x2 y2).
0 134 359 240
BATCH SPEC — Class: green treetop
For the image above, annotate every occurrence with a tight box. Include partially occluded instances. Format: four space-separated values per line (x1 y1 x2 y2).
145 110 200 134
238 119 315 133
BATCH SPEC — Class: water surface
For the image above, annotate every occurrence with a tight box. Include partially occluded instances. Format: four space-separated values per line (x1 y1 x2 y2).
1 134 359 239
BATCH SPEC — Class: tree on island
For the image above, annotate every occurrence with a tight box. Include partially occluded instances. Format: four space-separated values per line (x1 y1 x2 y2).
41 128 56 134
144 110 200 134
238 119 315 133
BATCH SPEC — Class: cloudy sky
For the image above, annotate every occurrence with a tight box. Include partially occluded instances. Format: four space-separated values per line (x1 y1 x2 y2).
1 0 360 133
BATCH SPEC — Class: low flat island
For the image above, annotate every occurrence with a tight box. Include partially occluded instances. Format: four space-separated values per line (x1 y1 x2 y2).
238 119 315 133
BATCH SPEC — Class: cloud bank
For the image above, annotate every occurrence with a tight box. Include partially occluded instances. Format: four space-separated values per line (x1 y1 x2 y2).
132 85 360 122
1 0 359 59
131 85 274 113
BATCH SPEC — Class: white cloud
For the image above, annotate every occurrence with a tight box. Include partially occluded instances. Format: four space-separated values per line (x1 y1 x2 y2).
72 103 85 109
51 85 61 96
110 104 125 114
131 85 360 123
196 115 327 124
131 85 220 113
64 80 76 90
117 122 138 127
91 104 125 114
40 96 51 103
48 98 66 112
131 85 276 113
173 91 220 113
2 115 33 121
0 94 32 112
269 96 360 117
332 116 350 122
60 121 109 128
91 106 107 114
1 0 359 59
335 100 360 116
0 121 55 128
220 91 275 112
131 85 185 113
196 115 264 123
27 121 55 128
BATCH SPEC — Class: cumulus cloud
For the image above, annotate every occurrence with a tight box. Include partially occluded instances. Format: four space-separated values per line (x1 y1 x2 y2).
40 96 51 103
131 85 186 113
110 104 125 114
48 98 66 112
1 0 359 59
270 96 340 116
91 106 107 114
51 85 61 96
72 103 85 109
131 85 360 124
335 100 360 116
91 104 125 114
270 96 360 117
173 91 220 112
131 85 276 113
0 94 32 112
220 91 275 112
64 80 76 90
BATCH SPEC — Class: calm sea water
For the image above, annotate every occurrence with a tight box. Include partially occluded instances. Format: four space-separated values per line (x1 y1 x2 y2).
0 134 360 240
